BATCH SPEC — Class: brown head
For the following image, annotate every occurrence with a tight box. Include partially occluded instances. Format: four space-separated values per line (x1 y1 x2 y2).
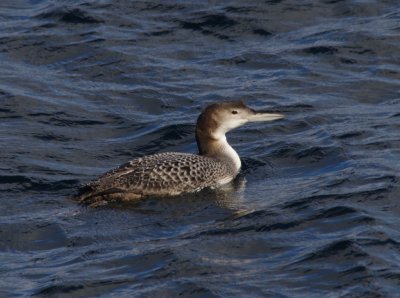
195 101 284 156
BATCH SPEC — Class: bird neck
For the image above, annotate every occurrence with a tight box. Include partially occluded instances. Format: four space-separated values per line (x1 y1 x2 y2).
196 128 241 173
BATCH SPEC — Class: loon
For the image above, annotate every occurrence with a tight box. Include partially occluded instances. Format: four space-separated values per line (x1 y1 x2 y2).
74 101 283 205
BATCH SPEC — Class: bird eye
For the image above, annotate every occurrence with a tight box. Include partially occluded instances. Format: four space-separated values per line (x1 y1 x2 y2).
231 110 238 114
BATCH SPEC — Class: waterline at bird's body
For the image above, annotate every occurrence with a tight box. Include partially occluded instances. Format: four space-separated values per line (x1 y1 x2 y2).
73 101 283 205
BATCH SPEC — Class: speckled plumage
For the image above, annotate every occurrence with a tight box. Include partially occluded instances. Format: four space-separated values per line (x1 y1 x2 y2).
76 152 236 204
73 101 283 206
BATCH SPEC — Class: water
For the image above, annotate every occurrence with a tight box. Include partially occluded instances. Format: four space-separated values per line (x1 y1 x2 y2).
1 0 400 297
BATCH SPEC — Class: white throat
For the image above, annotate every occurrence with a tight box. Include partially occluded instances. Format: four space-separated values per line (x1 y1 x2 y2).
212 135 241 173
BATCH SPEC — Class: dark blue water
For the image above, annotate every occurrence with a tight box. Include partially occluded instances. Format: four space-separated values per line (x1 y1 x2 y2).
1 0 400 297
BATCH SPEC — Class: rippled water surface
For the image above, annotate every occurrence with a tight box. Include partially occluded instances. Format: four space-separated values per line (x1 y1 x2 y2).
1 0 400 297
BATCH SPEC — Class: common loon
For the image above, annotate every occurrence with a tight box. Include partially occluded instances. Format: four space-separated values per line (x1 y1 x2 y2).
74 101 283 205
